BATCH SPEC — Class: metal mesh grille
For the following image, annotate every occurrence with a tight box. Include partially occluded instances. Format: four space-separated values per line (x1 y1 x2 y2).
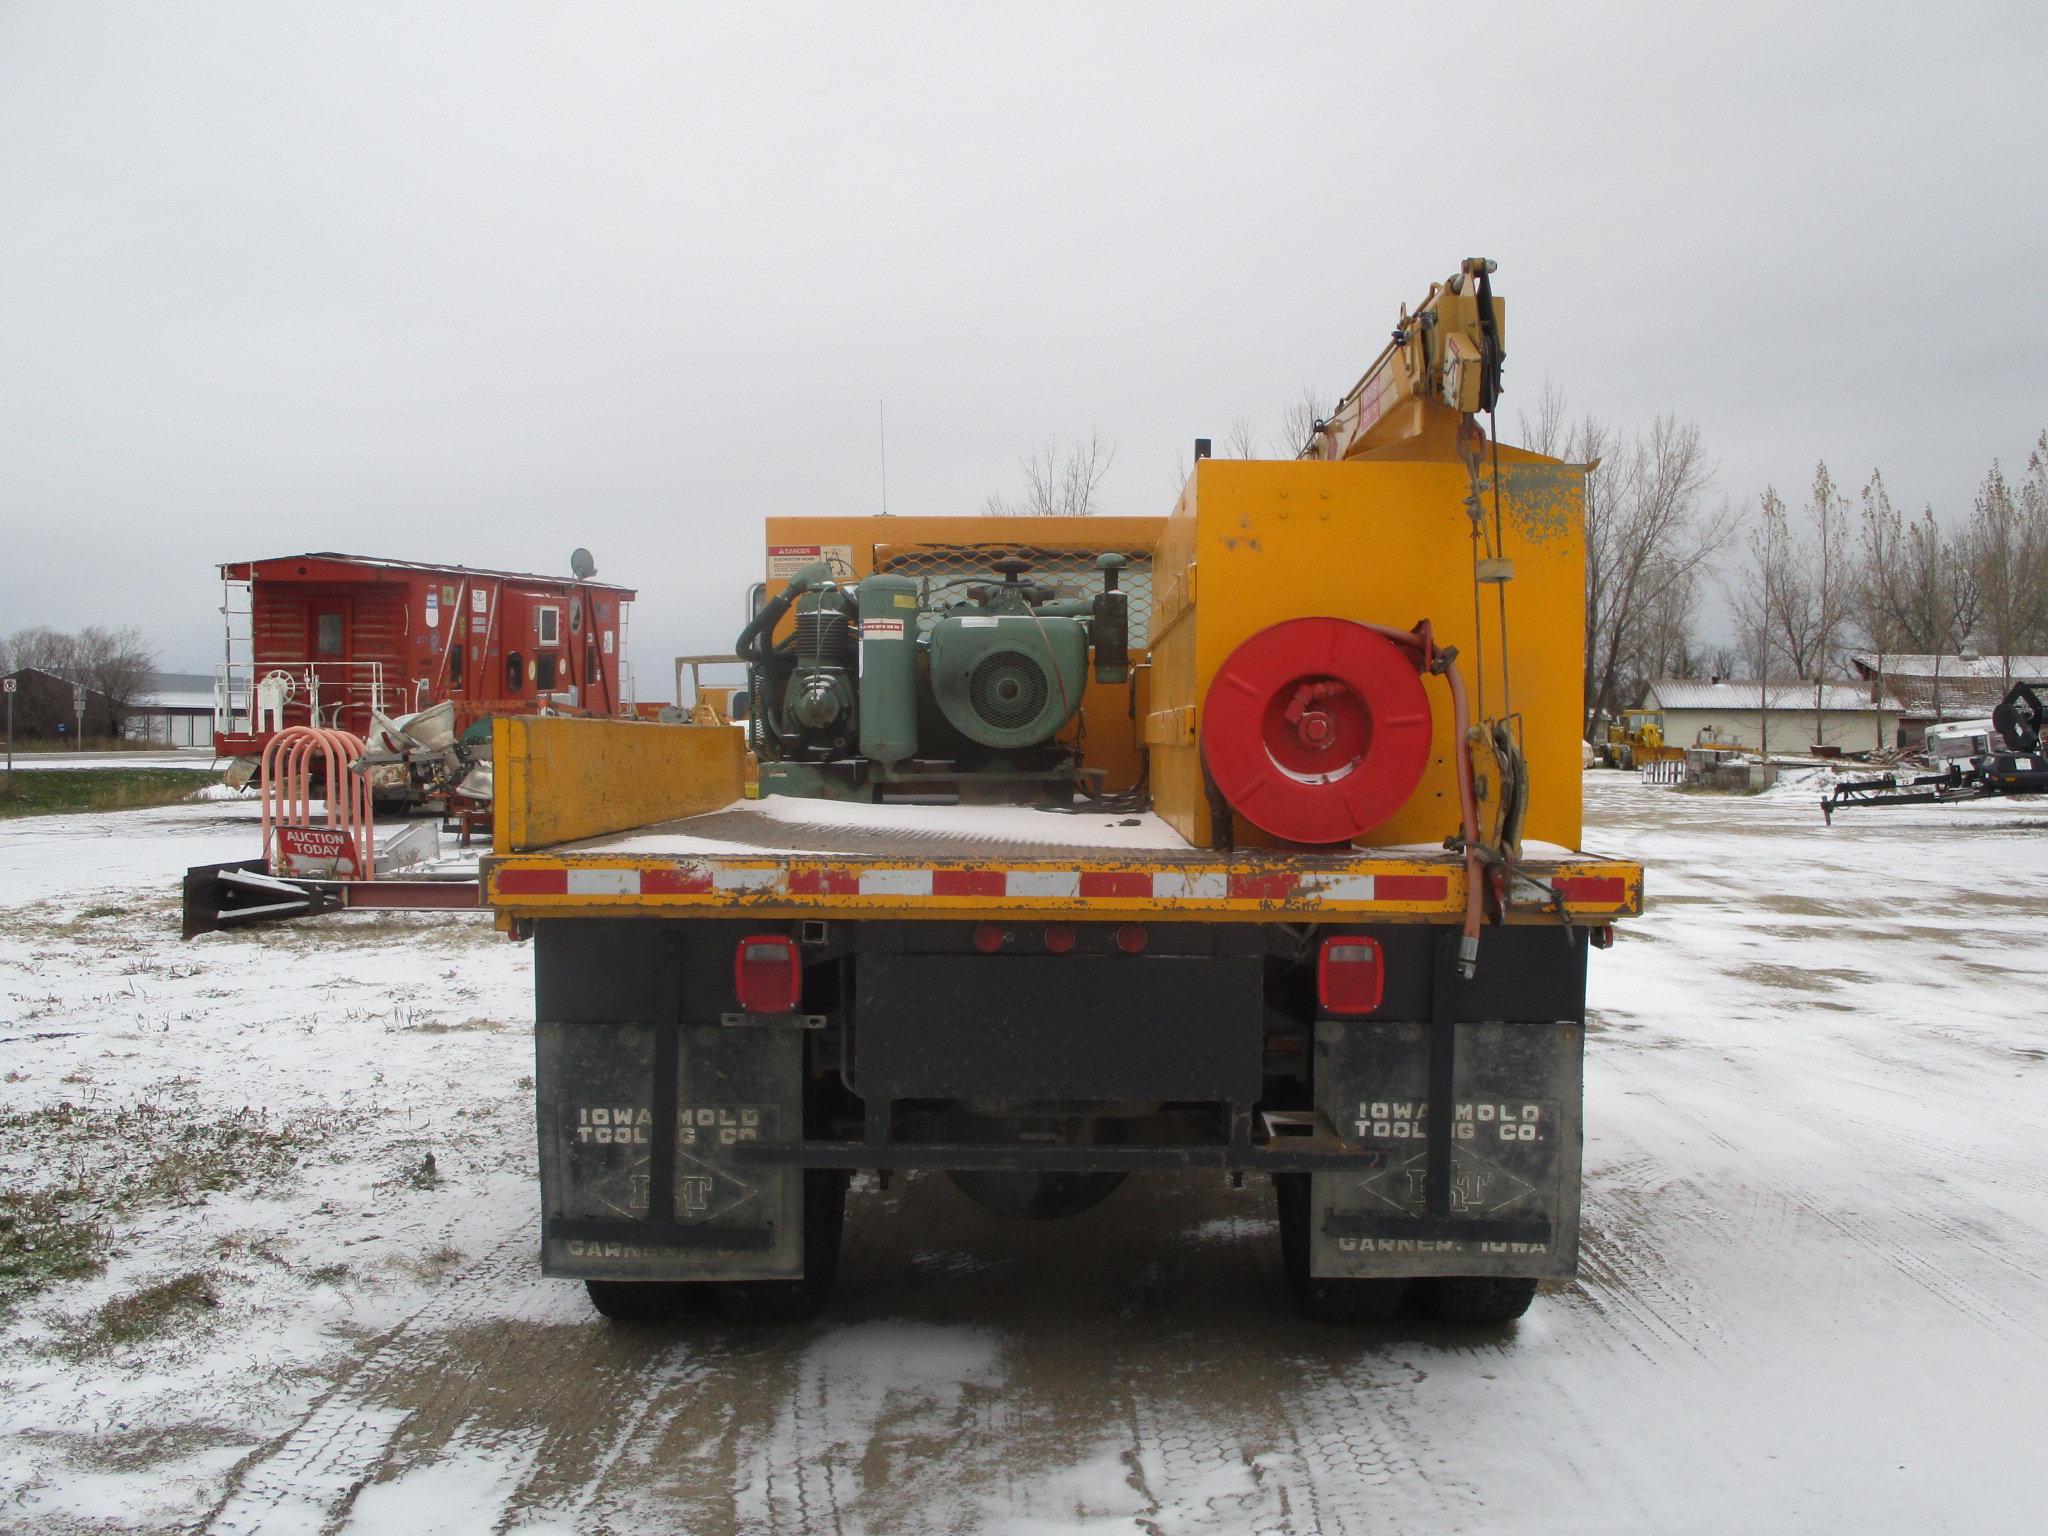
968 651 1051 730
874 543 1154 647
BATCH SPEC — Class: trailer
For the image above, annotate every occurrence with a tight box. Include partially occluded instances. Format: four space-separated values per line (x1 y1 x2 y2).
211 550 638 809
1821 680 2048 821
486 260 1643 1326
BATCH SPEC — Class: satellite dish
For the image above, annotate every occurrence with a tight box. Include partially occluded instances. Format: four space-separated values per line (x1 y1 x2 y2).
569 548 597 580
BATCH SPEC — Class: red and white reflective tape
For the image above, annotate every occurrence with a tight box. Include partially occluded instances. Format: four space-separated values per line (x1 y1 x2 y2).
493 862 1467 906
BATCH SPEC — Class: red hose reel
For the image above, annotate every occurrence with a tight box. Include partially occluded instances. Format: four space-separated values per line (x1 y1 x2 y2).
1200 618 1433 845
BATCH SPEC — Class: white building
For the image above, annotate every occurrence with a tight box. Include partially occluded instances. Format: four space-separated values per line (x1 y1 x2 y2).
124 671 239 749
1639 678 1906 756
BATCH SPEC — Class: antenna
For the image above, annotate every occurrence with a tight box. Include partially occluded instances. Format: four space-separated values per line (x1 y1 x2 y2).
879 398 889 515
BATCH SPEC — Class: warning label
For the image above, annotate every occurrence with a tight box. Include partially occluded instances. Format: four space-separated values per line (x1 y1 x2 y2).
860 619 905 639
767 544 853 579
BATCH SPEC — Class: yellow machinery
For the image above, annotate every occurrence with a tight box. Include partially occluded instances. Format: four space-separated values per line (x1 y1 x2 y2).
483 260 1642 1329
1600 709 1682 770
672 655 746 726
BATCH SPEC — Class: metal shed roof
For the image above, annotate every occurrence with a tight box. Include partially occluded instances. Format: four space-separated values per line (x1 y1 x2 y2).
1644 679 1900 712
1846 652 2048 680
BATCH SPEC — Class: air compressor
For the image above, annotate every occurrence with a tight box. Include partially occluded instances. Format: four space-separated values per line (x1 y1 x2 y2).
735 552 1131 803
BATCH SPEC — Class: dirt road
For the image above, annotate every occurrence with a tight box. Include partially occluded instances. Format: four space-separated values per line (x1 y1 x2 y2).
7 775 2047 1533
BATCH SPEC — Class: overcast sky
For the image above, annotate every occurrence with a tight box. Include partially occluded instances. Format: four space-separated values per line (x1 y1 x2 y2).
4 2 2044 684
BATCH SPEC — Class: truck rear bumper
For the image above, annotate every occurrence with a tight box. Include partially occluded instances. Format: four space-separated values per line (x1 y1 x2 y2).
532 917 1589 1284
489 848 1640 926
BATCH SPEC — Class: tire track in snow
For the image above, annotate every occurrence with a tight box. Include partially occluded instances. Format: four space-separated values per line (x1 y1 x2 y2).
196 1226 557 1535
1571 1160 1734 1367
1602 1054 2048 1351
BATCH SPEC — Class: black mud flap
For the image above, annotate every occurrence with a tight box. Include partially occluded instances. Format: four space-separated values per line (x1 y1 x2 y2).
537 1022 805 1281
533 921 807 1282
1310 1017 1583 1280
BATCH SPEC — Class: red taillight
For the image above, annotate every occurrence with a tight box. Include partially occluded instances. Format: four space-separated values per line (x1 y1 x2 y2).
973 924 1005 953
1117 924 1148 954
734 934 801 1013
1317 935 1384 1015
1044 924 1075 954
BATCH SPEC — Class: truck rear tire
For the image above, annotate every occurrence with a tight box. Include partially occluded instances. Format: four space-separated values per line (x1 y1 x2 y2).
1416 1275 1539 1324
584 1279 699 1322
705 1168 850 1323
582 1171 850 1324
1273 1173 1405 1324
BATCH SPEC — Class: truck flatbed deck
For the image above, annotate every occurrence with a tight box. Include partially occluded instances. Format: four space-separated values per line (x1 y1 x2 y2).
487 797 1641 924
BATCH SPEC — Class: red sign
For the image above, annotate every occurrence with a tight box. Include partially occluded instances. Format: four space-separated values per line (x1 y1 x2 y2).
276 824 361 878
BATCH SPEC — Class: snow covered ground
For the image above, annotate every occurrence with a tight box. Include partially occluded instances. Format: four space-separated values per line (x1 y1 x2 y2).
0 773 2043 1533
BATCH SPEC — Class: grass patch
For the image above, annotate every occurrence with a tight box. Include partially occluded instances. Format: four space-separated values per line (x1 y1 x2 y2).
0 1189 109 1313
84 1270 218 1348
0 1101 342 1212
0 768 210 820
394 1242 464 1283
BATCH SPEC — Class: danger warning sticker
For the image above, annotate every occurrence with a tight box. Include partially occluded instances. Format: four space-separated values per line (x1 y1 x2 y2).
767 544 854 579
860 618 905 639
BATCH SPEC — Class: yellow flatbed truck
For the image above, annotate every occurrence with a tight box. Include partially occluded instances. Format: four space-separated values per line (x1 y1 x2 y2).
486 260 1643 1325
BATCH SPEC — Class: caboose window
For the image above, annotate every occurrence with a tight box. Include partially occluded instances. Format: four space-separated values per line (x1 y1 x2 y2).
537 606 561 646
585 646 599 684
448 644 464 688
315 612 344 657
535 653 558 691
506 651 524 692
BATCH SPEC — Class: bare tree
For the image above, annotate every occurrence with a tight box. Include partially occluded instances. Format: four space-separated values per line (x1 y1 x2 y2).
1517 377 1571 459
1758 483 1824 688
1867 500 1982 722
1224 414 1261 459
1854 470 1913 747
1802 461 1856 744
72 625 158 736
6 626 78 678
1636 571 1706 683
985 431 1117 517
1277 385 1329 458
1728 488 1796 759
1581 413 1731 734
1965 441 2048 672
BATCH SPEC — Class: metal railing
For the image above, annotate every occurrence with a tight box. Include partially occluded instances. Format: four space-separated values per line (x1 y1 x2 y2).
215 659 394 739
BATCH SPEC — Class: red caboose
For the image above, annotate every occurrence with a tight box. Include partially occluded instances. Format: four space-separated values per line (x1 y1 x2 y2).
212 551 637 764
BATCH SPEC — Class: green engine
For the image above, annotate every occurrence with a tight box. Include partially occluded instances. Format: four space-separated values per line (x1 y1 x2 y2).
736 553 1129 803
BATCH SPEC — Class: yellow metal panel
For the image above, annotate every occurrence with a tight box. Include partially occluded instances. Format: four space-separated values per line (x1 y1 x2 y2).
1142 705 1196 747
1148 475 1204 842
1149 441 1585 851
493 716 744 854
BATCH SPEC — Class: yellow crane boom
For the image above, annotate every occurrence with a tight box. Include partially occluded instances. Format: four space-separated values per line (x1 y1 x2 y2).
1300 256 1505 461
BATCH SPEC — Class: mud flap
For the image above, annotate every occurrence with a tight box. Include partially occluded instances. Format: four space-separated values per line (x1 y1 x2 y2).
1310 1018 1583 1280
536 1021 805 1282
